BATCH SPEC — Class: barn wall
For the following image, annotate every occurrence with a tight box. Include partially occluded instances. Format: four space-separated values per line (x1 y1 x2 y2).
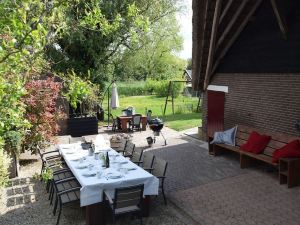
217 0 300 73
202 73 300 140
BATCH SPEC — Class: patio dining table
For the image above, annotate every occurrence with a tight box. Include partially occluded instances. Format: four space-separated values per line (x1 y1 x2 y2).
117 115 147 132
58 141 159 225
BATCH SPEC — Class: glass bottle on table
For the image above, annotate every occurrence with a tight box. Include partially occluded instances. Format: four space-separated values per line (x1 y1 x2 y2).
105 151 110 168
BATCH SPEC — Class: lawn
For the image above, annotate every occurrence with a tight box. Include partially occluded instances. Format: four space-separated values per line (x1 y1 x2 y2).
101 95 202 131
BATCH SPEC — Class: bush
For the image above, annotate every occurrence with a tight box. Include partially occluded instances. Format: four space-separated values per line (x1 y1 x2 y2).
107 81 148 97
145 79 156 94
153 80 184 97
23 77 64 154
105 79 184 98
0 139 10 187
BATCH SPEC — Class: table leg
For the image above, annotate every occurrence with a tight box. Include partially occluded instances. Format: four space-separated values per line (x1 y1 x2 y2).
86 202 106 225
121 119 128 132
141 118 147 131
142 196 151 217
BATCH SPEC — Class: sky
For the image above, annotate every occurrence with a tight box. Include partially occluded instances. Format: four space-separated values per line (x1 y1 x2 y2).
177 0 192 60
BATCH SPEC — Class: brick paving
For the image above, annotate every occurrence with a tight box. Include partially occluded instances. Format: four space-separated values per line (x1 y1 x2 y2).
145 132 300 225
169 171 300 225
148 142 247 192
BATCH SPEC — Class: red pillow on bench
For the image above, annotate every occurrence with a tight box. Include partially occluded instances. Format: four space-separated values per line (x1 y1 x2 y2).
240 131 271 154
272 140 300 163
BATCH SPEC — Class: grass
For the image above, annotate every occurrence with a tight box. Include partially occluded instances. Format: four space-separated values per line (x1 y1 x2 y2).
101 95 202 131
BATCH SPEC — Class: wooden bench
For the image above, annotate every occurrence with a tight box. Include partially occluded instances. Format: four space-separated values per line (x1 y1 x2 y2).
209 125 300 187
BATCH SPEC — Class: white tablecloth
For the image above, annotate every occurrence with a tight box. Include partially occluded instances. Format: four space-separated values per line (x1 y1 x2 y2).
58 142 159 206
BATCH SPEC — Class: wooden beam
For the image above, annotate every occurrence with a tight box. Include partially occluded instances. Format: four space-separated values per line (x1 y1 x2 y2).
219 0 234 24
270 0 288 39
210 0 262 78
196 0 211 90
217 0 249 48
203 0 223 90
192 0 209 91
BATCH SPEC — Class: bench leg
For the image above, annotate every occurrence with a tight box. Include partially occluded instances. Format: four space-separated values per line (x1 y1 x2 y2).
213 145 224 156
240 154 255 169
208 137 214 155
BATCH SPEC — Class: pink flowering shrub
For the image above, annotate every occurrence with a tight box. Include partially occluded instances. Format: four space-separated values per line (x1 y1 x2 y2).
23 77 64 153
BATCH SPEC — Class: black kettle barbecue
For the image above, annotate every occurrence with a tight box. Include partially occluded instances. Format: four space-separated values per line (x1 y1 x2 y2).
148 118 167 145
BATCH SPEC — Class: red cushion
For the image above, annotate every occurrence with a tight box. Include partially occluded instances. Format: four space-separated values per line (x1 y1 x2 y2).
240 131 271 154
272 140 300 163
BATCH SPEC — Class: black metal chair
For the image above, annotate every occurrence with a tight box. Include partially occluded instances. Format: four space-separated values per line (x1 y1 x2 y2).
131 148 144 166
37 146 68 192
111 114 121 133
49 168 75 205
123 141 135 158
152 158 168 205
104 184 144 225
37 146 63 176
141 152 155 173
113 139 127 154
130 114 142 132
52 177 81 225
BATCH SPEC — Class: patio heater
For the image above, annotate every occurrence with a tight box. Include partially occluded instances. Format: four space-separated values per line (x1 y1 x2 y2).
103 79 119 128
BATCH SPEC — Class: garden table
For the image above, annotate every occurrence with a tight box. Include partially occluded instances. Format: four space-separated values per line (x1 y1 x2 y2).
117 115 147 132
58 141 159 225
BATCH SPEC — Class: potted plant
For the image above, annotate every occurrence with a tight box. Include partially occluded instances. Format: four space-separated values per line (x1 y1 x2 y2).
64 72 100 137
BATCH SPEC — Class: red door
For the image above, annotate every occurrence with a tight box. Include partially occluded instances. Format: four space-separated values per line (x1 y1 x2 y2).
207 90 225 138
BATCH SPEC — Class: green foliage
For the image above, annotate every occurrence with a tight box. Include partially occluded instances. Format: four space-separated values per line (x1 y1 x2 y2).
41 166 53 182
0 139 11 187
0 76 30 163
64 72 100 114
153 80 184 98
113 11 186 81
112 81 148 97
3 131 23 156
47 0 150 83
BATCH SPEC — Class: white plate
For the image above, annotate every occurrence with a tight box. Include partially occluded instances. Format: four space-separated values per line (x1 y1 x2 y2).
122 166 137 171
65 151 76 154
106 172 122 179
70 158 81 161
107 174 122 179
75 164 89 169
82 171 97 177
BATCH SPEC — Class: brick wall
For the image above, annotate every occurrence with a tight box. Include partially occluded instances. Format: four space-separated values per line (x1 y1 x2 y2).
202 73 300 140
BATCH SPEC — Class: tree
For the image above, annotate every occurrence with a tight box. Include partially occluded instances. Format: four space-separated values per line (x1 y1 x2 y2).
46 0 150 84
0 0 63 183
46 0 185 83
113 11 186 80
186 58 192 70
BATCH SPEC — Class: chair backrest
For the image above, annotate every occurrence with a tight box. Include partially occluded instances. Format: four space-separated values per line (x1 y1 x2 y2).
125 141 135 155
146 110 152 123
120 139 127 150
142 152 155 169
114 184 144 209
152 157 168 178
132 114 142 125
131 148 144 162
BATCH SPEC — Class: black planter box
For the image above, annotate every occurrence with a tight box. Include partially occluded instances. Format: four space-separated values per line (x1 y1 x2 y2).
67 116 98 137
